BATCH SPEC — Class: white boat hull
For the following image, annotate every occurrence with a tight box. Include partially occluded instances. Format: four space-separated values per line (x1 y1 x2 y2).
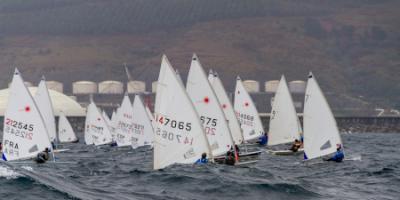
267 148 304 156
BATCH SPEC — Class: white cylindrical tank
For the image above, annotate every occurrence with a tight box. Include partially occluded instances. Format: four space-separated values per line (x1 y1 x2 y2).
72 81 97 94
152 81 158 93
289 80 306 94
265 80 280 93
98 80 124 94
127 81 146 93
46 81 63 93
243 80 260 93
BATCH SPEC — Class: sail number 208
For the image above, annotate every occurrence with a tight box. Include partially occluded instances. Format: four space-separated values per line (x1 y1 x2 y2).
157 116 192 131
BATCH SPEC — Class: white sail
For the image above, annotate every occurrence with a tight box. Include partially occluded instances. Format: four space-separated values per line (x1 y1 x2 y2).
58 111 78 143
102 111 111 127
268 75 301 146
131 95 154 148
2 69 53 161
109 109 118 139
234 77 265 142
186 54 233 156
303 72 343 160
34 76 57 142
153 55 211 170
84 101 113 146
208 71 244 144
114 94 135 147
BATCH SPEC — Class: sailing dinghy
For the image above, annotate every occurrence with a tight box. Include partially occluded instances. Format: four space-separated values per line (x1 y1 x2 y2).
233 77 264 157
153 55 212 170
186 54 234 158
114 93 135 147
131 95 154 149
109 109 118 139
58 111 78 143
2 69 54 162
303 72 343 161
266 75 303 155
34 76 57 143
34 76 71 153
208 71 244 145
84 100 113 146
234 77 265 142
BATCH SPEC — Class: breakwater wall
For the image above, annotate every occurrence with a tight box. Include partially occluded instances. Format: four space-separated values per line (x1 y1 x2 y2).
1 116 399 135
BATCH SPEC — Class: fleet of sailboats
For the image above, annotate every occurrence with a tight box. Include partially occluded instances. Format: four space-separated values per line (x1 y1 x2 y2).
0 55 345 169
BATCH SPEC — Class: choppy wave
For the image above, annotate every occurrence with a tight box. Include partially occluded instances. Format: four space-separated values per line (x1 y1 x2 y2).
0 133 399 200
0 166 21 179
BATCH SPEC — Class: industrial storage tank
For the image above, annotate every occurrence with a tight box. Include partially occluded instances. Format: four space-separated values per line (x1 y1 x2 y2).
265 80 280 93
46 81 64 93
127 81 146 93
289 80 306 94
243 80 260 93
72 81 97 94
152 81 158 93
98 80 124 94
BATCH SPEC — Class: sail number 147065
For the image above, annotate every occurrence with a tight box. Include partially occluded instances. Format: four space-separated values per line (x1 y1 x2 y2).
156 116 192 131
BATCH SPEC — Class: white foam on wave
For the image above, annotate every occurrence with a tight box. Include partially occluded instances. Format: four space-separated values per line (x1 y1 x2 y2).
0 166 21 179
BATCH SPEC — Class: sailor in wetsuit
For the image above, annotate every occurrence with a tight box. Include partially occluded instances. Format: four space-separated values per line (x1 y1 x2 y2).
324 144 344 162
289 139 302 152
257 133 268 146
35 148 50 163
225 151 236 166
194 153 208 164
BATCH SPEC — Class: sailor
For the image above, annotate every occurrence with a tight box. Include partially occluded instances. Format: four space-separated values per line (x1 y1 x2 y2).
35 148 50 164
257 133 267 146
224 151 235 166
194 152 208 164
289 139 302 152
325 144 344 162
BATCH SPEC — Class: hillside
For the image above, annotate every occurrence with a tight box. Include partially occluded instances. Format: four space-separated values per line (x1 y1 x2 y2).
0 0 398 110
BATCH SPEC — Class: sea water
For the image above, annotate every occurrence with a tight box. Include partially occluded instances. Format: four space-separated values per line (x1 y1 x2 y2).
0 132 399 200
